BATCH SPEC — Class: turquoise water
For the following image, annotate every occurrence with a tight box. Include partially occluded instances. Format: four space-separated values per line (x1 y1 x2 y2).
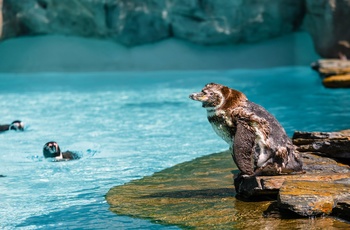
0 67 349 229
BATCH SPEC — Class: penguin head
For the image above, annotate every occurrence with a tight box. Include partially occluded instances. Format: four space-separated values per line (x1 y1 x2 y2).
189 83 248 110
9 120 24 131
43 141 61 158
189 83 226 109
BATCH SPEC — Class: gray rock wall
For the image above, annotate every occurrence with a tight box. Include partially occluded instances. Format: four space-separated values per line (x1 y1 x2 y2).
304 0 350 58
0 0 304 46
2 0 350 58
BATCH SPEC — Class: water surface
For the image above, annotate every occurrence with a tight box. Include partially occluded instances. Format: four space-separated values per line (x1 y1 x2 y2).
0 67 349 229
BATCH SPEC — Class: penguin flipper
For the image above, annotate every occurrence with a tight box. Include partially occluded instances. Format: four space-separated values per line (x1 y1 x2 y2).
233 121 256 176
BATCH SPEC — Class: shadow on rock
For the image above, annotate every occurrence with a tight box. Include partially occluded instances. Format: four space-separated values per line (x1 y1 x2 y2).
142 188 235 199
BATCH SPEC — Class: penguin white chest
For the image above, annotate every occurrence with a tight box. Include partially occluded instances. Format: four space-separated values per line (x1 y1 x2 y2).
210 123 233 146
207 111 234 147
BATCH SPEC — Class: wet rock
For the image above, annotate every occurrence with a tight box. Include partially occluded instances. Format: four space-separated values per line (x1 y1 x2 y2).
236 153 350 219
106 129 350 225
106 150 350 228
293 129 350 159
235 129 350 220
322 75 350 88
311 59 350 88
235 153 350 198
278 179 350 217
311 59 350 77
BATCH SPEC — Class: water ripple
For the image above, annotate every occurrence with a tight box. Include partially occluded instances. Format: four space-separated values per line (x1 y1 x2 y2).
0 68 349 229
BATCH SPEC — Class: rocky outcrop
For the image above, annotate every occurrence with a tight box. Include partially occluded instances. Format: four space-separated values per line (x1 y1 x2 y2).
322 75 350 88
235 129 350 220
235 152 350 197
293 130 350 158
0 0 304 46
304 0 350 58
311 59 350 88
106 150 350 228
278 179 350 217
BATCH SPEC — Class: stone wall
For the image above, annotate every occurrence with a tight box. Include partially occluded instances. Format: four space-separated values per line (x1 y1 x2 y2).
303 0 350 58
1 0 350 58
0 0 304 46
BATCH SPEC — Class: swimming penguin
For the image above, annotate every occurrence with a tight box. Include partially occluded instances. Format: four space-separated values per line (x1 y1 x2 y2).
43 141 80 161
189 83 303 176
0 120 25 132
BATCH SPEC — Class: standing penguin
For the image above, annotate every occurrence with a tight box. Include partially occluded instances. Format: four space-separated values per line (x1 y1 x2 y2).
189 83 303 176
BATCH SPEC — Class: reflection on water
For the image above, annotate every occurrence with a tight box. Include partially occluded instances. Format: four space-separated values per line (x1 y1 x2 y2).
0 67 349 229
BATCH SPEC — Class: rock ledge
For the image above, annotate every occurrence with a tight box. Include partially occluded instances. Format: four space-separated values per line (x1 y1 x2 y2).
106 130 350 228
235 129 350 219
312 59 350 88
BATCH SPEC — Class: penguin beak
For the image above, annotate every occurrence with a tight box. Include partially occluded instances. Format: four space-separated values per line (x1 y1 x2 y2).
189 92 208 102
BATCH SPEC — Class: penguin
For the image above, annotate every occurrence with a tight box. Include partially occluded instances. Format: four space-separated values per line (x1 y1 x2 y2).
43 141 80 161
189 83 303 176
0 120 25 132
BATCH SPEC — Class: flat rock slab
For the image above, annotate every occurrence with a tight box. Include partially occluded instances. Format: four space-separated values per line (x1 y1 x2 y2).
279 179 350 216
106 151 350 228
236 129 350 218
235 152 350 198
322 74 350 88
312 59 350 77
311 59 350 88
293 130 350 159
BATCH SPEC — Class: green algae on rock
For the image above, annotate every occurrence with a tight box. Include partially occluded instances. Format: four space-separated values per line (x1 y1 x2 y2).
106 151 350 229
106 151 241 228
